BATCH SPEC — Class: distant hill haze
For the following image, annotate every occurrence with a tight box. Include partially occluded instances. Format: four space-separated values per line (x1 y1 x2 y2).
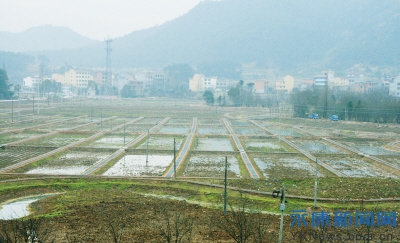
0 25 98 52
11 0 400 73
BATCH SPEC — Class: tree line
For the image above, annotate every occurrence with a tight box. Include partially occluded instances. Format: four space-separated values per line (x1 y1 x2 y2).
291 86 400 123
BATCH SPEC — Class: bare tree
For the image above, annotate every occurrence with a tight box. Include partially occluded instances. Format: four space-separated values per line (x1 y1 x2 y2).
215 193 269 243
151 203 194 243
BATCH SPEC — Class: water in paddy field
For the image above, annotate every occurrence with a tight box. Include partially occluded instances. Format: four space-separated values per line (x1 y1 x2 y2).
158 126 189 134
233 127 266 135
25 151 110 175
268 128 304 137
324 158 398 178
86 136 135 148
357 146 400 155
103 155 173 176
184 155 240 177
196 138 234 151
197 127 228 135
299 141 341 153
247 142 282 149
254 157 324 178
26 166 88 175
137 137 183 150
0 194 56 220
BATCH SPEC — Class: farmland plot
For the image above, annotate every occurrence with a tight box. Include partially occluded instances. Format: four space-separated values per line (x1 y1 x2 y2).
0 131 47 144
167 118 192 125
124 124 153 133
318 155 398 178
0 147 53 169
26 151 110 175
253 155 323 178
158 126 189 134
198 119 222 125
265 127 305 137
232 126 267 136
21 133 89 147
197 126 228 135
84 134 137 148
103 154 173 176
136 117 164 124
183 155 240 178
291 139 347 154
243 139 290 152
44 118 90 131
332 138 400 155
375 156 400 167
137 136 184 150
230 120 252 127
195 138 234 151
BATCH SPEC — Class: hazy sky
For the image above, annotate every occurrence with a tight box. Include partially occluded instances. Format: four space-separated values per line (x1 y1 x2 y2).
0 0 202 40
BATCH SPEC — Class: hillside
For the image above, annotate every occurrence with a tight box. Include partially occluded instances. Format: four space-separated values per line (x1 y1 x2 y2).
37 0 400 73
0 25 98 52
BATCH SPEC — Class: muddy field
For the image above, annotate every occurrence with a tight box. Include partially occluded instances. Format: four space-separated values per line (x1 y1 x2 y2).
0 98 399 180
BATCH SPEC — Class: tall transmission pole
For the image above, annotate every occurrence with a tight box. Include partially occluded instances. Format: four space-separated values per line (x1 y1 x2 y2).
105 38 113 96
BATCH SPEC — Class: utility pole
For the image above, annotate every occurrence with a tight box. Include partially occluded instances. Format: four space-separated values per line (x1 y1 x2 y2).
11 98 13 122
278 186 286 243
146 129 149 165
18 91 20 121
123 119 126 145
173 138 176 179
314 158 318 208
224 156 228 215
32 94 34 115
105 38 113 96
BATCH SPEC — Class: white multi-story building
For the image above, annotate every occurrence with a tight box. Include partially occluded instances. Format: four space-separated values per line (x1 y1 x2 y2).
314 70 334 86
23 76 41 89
52 69 93 88
389 75 400 97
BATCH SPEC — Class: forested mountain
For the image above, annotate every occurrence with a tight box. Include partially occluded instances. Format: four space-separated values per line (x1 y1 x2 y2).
0 25 98 52
25 0 400 73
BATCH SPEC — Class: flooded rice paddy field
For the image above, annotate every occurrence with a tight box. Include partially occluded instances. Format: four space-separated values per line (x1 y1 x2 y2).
230 120 253 127
253 155 323 178
232 126 267 135
137 136 184 150
197 126 228 135
330 138 400 155
136 117 164 124
25 151 111 175
317 155 398 178
194 137 234 151
290 139 348 154
158 126 190 134
0 116 60 131
20 133 90 147
166 118 192 125
0 147 53 168
43 118 91 131
264 127 306 137
103 154 173 176
198 118 222 125
84 134 137 148
0 99 399 179
243 139 290 152
375 156 400 166
0 130 48 144
183 155 240 178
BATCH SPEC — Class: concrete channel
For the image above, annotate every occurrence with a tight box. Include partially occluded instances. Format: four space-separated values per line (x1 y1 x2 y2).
164 118 197 178
82 117 170 175
222 118 260 179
